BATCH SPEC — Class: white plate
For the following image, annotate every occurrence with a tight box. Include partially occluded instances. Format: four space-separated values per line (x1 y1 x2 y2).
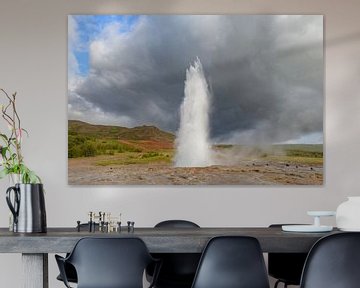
282 225 333 232
307 211 336 217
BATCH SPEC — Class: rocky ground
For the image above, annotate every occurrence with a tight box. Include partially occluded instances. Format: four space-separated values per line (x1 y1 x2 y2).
68 157 323 185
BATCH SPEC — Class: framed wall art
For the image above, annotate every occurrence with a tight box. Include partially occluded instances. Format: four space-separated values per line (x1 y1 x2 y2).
68 15 323 185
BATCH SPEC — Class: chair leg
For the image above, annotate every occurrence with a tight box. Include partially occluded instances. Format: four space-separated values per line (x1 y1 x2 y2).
274 280 290 288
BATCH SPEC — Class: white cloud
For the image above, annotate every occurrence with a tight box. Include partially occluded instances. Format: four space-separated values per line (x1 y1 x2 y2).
68 16 80 79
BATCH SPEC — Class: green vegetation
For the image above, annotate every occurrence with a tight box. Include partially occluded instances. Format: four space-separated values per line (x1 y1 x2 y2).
95 151 173 166
68 120 323 170
274 144 323 159
266 155 323 165
68 120 174 159
255 144 323 165
274 144 322 152
68 135 142 158
285 149 322 158
68 120 174 141
217 144 323 166
214 144 233 149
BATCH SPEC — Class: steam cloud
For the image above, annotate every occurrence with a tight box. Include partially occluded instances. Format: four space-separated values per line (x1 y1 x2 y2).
68 15 323 144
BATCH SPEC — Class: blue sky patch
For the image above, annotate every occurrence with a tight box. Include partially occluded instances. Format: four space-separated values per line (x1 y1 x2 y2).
69 15 140 76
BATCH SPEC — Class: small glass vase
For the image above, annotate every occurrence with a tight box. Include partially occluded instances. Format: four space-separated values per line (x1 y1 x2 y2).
7 174 22 231
9 173 22 185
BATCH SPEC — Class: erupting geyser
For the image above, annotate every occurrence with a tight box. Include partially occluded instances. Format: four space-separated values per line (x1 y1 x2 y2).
175 58 213 167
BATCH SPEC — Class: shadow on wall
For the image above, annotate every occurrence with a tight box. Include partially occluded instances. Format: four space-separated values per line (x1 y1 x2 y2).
327 31 360 46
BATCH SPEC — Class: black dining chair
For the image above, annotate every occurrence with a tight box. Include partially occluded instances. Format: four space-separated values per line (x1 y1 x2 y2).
56 262 77 284
55 237 161 288
191 236 270 288
300 232 360 288
146 220 201 288
268 224 308 288
56 223 99 284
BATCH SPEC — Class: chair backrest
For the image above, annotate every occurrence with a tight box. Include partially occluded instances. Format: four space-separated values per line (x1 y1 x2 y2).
300 232 360 288
191 236 270 288
155 220 200 228
268 224 308 285
151 220 201 287
67 237 154 288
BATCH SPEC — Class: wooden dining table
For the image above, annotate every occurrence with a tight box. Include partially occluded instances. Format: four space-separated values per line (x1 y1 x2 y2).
0 226 339 288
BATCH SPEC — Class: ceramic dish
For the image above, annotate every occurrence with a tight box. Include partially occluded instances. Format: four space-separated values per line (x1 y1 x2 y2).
282 225 333 232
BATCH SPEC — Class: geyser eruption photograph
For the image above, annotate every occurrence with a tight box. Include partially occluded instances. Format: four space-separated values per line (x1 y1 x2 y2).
68 14 324 185
175 58 213 168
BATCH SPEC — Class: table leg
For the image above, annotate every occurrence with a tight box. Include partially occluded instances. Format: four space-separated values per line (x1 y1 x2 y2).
22 253 48 288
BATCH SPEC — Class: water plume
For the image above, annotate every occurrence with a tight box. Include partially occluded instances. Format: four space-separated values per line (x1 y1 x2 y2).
175 58 213 167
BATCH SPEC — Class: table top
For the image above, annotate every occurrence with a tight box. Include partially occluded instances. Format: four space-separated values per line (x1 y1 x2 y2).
0 227 340 254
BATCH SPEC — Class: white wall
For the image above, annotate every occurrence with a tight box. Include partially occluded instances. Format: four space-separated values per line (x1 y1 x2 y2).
0 0 360 287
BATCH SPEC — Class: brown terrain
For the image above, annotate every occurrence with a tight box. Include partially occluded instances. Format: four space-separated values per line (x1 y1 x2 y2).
68 120 323 185
68 157 323 185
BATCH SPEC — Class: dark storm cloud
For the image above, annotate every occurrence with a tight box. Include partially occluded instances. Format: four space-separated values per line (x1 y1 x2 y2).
70 15 323 144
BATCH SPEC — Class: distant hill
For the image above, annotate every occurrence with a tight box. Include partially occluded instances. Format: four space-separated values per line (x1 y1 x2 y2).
68 120 175 142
